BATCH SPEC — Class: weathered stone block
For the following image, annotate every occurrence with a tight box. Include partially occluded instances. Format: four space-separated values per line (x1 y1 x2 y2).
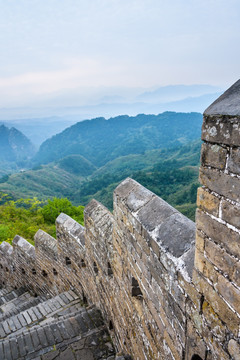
201 142 227 170
193 269 239 336
197 187 220 217
195 229 205 252
202 255 218 285
150 212 195 258
185 320 207 360
204 79 240 116
199 166 240 203
178 272 201 309
205 238 236 278
136 196 177 233
201 300 227 342
163 330 182 360
222 198 240 229
194 248 205 273
228 339 240 360
233 261 240 288
228 146 240 175
180 246 195 280
216 273 240 316
196 209 240 258
202 115 240 146
114 178 138 205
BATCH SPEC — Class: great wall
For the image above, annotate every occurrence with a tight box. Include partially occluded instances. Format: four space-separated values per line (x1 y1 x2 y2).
0 80 240 359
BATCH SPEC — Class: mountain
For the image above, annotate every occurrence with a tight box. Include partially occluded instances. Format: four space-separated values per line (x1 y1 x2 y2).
0 111 203 220
0 117 77 147
137 84 222 102
0 140 201 221
33 112 202 166
0 125 35 164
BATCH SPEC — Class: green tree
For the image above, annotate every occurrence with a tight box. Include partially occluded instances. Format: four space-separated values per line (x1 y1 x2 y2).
41 197 84 224
0 196 84 245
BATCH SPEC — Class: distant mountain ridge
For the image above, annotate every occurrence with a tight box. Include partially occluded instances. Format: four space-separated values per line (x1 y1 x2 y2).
0 125 35 163
33 112 202 166
0 140 201 220
137 84 222 102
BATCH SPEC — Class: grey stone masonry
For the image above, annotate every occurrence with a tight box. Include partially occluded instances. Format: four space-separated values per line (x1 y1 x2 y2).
204 79 240 115
193 80 240 359
0 287 119 360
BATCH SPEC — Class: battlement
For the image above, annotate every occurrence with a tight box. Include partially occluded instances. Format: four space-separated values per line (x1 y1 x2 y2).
1 81 240 359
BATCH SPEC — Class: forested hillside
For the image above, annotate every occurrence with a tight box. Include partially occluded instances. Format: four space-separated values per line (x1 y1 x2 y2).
0 140 201 221
0 111 203 233
0 125 35 177
0 195 84 245
33 112 202 166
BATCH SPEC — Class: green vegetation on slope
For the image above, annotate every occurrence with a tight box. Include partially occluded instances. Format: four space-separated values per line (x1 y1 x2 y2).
0 125 35 165
58 155 96 176
0 165 84 201
0 137 201 222
33 112 202 166
0 196 84 245
77 141 201 220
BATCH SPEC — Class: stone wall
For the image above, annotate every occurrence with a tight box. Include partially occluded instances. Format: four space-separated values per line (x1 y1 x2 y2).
192 79 240 359
0 80 240 359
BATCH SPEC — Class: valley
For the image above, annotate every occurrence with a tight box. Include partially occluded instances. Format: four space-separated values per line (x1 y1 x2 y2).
0 110 202 222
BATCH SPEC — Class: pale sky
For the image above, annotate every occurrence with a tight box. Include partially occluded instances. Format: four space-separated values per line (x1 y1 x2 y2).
0 0 239 107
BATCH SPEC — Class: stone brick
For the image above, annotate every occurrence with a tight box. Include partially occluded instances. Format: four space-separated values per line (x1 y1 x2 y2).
201 300 227 342
228 146 240 175
197 187 220 217
195 229 205 252
204 79 240 116
199 166 240 203
114 178 138 203
178 272 201 309
216 273 240 316
201 255 218 285
233 261 240 288
193 269 239 336
201 142 227 170
149 211 196 258
163 330 182 360
222 199 240 230
205 238 236 278
185 319 207 360
196 209 240 258
194 248 205 273
202 114 240 146
228 339 240 360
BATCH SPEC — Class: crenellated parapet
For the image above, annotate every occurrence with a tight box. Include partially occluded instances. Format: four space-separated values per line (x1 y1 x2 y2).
0 80 240 360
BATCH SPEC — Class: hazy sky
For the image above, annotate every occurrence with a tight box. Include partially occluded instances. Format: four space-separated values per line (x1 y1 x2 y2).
0 0 239 107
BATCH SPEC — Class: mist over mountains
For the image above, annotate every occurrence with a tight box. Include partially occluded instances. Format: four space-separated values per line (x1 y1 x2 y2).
0 84 222 146
0 125 35 163
33 112 202 166
0 84 216 220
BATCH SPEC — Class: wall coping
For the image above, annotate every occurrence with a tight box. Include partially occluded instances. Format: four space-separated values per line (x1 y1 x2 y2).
204 79 240 116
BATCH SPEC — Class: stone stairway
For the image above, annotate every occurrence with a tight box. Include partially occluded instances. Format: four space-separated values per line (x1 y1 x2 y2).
0 287 121 360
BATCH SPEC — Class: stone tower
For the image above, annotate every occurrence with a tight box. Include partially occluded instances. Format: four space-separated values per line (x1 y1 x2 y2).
193 79 240 359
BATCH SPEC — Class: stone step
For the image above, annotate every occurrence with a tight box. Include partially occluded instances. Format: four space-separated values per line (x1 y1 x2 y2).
0 294 45 322
0 306 114 360
0 287 26 305
0 290 83 340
